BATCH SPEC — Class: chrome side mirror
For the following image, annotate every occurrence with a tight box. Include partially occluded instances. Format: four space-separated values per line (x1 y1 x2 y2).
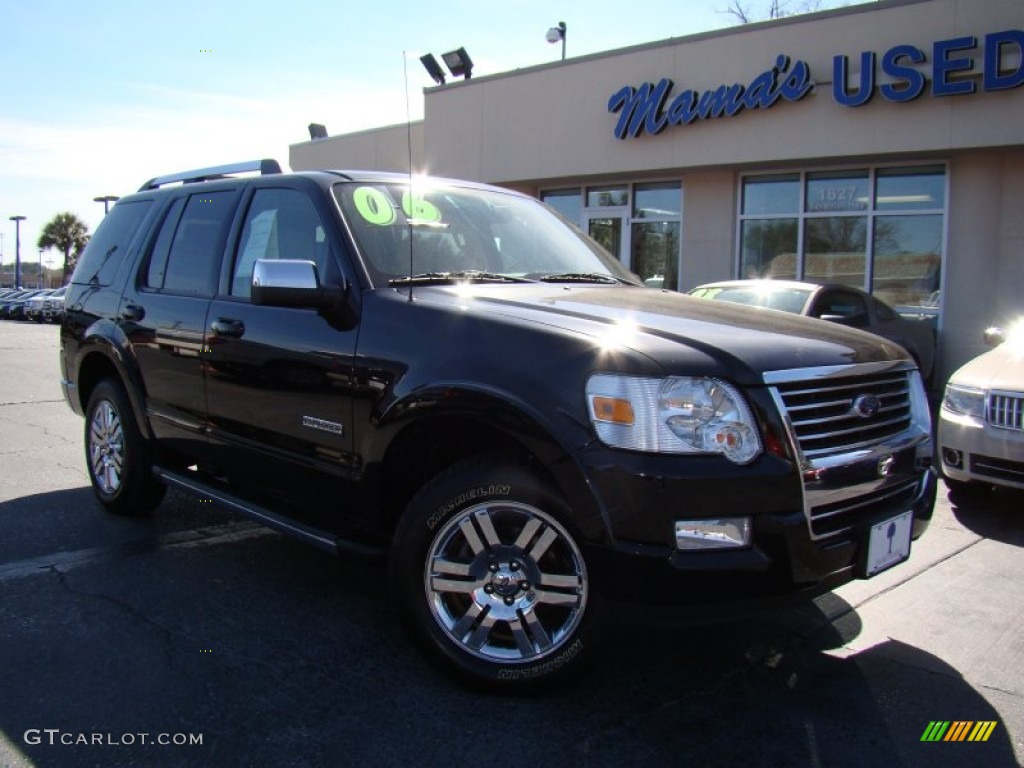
251 259 342 309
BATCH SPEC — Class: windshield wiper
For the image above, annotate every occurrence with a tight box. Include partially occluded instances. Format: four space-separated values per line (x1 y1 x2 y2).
538 272 623 284
389 270 536 286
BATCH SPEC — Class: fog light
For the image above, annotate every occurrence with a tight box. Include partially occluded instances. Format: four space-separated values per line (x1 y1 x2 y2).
675 517 752 550
942 447 963 469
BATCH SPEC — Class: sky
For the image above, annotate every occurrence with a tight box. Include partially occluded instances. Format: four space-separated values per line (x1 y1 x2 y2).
0 0 869 276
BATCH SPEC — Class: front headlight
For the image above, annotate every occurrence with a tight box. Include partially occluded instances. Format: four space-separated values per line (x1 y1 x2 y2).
942 383 986 419
586 374 762 464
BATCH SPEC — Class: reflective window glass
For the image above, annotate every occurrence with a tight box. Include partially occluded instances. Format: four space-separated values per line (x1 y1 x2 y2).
633 183 681 219
233 189 328 297
161 192 235 295
631 221 680 290
73 200 153 286
586 186 628 208
803 217 867 287
805 172 869 213
541 189 582 224
740 219 798 279
872 213 942 313
876 166 945 211
742 175 799 215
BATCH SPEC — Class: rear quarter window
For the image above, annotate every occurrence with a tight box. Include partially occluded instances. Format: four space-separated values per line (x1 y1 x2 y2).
71 200 154 286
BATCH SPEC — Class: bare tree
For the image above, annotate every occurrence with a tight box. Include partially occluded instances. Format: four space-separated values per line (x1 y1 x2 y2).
721 0 830 23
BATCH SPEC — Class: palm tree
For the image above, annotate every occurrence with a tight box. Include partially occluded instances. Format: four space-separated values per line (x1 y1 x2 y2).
37 212 90 283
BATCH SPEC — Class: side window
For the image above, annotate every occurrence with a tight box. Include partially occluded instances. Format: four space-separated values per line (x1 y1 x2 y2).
873 297 897 322
71 200 153 286
232 188 328 298
146 191 235 295
813 290 869 327
145 198 185 289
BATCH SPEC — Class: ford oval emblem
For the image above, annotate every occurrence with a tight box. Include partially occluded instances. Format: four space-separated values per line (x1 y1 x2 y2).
851 394 881 419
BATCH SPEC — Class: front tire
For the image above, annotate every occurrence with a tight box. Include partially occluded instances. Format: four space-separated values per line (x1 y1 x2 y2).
390 456 602 690
84 379 166 516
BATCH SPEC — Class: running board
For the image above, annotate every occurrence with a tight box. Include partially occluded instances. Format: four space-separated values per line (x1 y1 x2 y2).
153 467 384 558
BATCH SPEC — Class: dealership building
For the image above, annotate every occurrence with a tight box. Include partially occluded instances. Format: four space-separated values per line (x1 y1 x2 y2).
291 0 1023 386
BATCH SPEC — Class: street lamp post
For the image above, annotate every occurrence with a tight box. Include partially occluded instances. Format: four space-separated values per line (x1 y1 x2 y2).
9 215 25 289
38 249 44 289
93 195 120 214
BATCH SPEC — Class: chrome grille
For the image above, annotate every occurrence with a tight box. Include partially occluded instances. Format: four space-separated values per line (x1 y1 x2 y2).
988 392 1024 431
772 371 912 459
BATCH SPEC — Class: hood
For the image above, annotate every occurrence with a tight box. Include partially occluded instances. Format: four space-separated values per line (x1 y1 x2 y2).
409 283 910 381
949 341 1024 393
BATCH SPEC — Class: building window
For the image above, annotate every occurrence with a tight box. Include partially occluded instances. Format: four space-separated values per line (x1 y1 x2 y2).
541 181 683 290
739 165 945 317
632 182 681 291
541 189 582 224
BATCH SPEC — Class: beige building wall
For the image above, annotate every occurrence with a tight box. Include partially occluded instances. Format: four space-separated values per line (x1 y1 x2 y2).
291 122 424 175
289 0 1023 384
943 149 1024 375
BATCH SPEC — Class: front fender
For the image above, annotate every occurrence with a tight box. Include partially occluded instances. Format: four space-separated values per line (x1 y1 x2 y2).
370 382 611 544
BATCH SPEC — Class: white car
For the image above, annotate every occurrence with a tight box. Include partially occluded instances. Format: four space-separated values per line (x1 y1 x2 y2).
938 323 1024 493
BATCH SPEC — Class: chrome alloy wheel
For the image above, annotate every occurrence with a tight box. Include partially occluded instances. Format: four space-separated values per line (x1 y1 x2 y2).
88 400 125 495
425 501 588 664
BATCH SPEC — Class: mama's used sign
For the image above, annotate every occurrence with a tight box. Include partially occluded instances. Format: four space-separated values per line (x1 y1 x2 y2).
609 29 1023 139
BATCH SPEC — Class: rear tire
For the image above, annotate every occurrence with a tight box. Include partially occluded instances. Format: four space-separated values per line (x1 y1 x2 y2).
390 456 603 690
84 379 166 516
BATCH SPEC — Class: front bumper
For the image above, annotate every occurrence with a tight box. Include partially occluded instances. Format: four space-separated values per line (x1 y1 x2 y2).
576 423 935 605
939 406 1024 491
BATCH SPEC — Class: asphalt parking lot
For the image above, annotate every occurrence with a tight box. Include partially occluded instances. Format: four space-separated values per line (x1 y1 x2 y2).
0 320 1021 768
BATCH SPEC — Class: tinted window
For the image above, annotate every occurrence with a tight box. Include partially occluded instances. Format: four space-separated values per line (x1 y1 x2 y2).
873 297 898 322
232 189 328 297
147 191 234 295
72 200 153 286
145 198 185 289
813 290 869 327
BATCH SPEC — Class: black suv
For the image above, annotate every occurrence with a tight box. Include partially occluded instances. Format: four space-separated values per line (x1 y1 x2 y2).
60 160 936 688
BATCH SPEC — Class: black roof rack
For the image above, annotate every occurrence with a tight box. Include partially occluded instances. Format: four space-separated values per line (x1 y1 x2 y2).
138 159 282 191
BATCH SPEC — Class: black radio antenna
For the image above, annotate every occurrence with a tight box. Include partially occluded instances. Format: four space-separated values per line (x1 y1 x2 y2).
403 50 415 302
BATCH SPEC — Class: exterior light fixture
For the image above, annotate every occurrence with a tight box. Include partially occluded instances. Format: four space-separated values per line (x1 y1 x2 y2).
546 21 567 61
420 54 446 85
93 195 120 214
308 123 328 140
441 47 473 79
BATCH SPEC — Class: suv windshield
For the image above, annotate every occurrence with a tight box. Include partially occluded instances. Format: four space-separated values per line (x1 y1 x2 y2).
334 181 638 286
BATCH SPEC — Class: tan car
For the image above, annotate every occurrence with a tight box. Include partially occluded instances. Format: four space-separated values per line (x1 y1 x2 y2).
938 324 1024 493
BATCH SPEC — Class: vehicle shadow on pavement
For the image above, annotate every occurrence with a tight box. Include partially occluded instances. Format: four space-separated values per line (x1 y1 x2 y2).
946 485 1024 546
0 488 1017 768
578 594 1018 768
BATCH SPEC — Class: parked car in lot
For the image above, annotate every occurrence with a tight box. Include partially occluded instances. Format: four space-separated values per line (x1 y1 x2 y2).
41 285 67 323
25 290 55 322
0 290 28 318
939 322 1024 493
688 280 937 383
2 289 48 320
60 160 936 688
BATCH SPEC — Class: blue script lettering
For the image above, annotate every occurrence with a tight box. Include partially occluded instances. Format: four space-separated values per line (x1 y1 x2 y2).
609 55 814 139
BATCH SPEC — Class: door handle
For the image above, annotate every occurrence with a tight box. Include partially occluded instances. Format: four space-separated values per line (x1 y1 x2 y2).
122 303 145 322
211 318 245 339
